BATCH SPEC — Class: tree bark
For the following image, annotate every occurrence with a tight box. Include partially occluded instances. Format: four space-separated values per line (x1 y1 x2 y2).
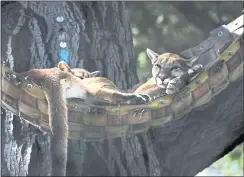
1 1 243 176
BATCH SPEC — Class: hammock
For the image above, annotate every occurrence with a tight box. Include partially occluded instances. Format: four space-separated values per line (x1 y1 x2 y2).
1 14 243 141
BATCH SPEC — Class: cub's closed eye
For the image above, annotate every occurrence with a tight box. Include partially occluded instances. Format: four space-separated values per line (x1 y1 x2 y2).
155 64 161 69
171 66 181 71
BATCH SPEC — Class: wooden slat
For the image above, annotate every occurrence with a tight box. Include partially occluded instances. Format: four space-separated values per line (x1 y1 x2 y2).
68 130 83 140
37 99 48 115
1 78 21 99
128 120 151 134
212 78 229 96
127 109 151 124
151 106 172 120
18 100 41 119
68 122 83 131
208 61 229 87
83 108 107 126
19 112 39 127
1 99 19 115
106 125 128 138
20 90 38 108
68 110 83 124
171 91 193 118
83 125 106 140
107 114 127 126
192 90 212 108
150 115 173 127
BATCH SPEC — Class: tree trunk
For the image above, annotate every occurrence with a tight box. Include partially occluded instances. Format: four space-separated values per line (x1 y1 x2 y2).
1 2 243 176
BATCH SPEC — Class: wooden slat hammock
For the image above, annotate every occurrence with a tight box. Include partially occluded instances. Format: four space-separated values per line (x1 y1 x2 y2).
1 14 243 141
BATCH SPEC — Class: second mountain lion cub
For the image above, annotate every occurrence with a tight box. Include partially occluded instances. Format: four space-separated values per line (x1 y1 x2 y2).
134 49 203 98
58 61 151 105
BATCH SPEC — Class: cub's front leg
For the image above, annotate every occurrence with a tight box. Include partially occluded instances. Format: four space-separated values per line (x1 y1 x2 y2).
165 64 204 95
165 78 186 95
188 64 204 77
126 93 151 104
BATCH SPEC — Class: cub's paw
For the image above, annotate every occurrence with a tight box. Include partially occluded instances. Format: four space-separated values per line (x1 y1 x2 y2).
188 64 204 75
127 94 151 104
193 64 204 71
166 78 186 95
138 94 151 103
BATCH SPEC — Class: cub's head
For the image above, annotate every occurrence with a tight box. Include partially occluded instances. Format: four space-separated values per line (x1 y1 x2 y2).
58 61 100 79
147 48 190 88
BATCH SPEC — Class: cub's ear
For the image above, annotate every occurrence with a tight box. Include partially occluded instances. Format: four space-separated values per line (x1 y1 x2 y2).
90 71 100 77
146 48 159 64
58 61 72 73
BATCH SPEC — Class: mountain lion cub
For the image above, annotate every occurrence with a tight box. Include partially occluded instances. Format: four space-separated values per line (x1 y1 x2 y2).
134 49 203 98
57 61 150 104
17 62 149 175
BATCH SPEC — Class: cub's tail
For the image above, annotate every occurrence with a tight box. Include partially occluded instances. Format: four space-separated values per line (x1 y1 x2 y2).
43 81 68 176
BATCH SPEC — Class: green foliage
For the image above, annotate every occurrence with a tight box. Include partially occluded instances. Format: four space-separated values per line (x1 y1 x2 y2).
212 143 243 176
126 1 243 78
136 51 151 78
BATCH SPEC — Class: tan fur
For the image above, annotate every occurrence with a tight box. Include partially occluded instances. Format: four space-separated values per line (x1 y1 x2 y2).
59 61 100 79
157 53 181 63
17 57 199 174
134 49 203 97
18 68 79 176
58 62 150 104
134 78 165 99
